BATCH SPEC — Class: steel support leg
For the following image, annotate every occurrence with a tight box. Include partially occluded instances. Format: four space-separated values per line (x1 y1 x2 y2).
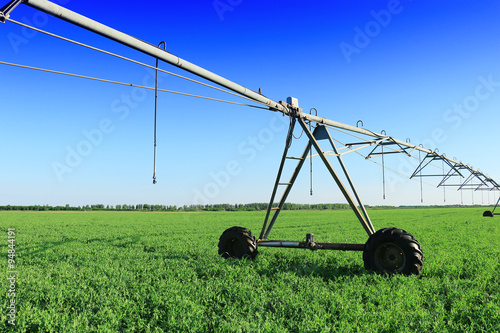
260 140 312 240
260 117 375 240
323 126 374 233
492 195 500 214
260 118 312 239
297 119 375 236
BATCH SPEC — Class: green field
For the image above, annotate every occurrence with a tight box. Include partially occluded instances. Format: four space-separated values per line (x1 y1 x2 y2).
0 208 499 332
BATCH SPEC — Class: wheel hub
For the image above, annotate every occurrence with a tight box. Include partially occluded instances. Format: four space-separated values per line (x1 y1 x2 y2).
374 242 406 273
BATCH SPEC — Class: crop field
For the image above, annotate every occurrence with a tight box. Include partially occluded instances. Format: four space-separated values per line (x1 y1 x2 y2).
0 208 499 332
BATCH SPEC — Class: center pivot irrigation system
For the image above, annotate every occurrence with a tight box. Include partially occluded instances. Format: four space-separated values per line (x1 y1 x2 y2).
2 0 499 276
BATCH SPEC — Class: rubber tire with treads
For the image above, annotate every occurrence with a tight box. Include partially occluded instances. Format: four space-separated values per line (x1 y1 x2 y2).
218 226 258 259
363 227 423 276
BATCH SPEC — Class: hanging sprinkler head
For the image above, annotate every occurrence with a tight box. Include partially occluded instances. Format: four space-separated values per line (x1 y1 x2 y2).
151 41 166 186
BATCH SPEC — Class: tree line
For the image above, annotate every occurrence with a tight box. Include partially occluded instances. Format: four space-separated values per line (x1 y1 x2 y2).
0 203 472 212
0 203 355 212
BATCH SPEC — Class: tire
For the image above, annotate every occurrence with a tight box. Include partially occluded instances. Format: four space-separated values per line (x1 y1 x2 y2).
363 227 423 276
483 210 494 217
218 226 258 259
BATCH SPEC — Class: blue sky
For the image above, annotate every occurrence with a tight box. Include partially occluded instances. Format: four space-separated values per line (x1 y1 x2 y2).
1 0 499 207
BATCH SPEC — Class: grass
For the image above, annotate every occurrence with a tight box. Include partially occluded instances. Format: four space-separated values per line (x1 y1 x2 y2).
0 208 499 332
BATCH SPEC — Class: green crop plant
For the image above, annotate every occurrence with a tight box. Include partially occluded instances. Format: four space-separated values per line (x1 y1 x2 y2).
0 208 498 332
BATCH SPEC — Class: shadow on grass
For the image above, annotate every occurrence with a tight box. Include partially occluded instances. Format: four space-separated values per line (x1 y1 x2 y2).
214 252 366 280
20 237 366 280
255 260 366 280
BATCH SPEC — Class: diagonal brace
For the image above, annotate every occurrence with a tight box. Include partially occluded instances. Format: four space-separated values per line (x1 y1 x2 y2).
298 119 375 236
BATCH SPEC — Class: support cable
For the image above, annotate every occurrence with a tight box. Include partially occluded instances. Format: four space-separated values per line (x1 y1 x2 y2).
6 18 269 107
0 60 269 109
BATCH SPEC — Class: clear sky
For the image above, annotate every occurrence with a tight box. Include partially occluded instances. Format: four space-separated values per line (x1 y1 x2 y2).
1 0 499 207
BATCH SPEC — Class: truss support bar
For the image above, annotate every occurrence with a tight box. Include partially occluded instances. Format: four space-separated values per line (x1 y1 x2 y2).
438 164 466 187
414 174 459 177
458 173 478 190
257 240 365 251
410 153 439 179
440 184 475 187
298 119 375 236
346 138 385 147
369 151 407 156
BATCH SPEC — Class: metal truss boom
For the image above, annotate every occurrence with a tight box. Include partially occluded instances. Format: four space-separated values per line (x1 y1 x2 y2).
1 0 498 192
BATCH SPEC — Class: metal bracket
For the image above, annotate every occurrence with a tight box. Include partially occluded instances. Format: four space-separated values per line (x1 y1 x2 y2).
279 100 302 118
0 0 22 23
